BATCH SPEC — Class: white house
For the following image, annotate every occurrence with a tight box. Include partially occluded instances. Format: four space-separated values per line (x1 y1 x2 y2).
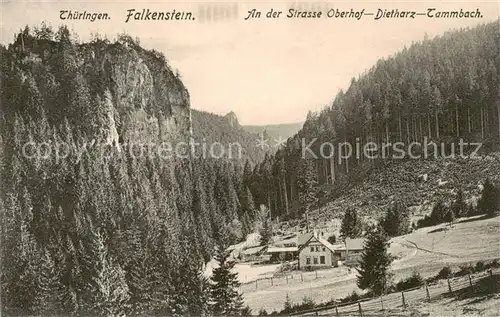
297 232 340 269
298 233 366 270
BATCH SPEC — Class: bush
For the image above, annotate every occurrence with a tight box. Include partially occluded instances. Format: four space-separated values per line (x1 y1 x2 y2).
382 201 411 237
395 271 424 291
340 291 360 304
475 261 485 272
466 203 479 217
282 294 292 314
258 308 268 316
300 296 315 310
490 259 500 268
241 306 252 315
477 178 499 217
455 264 473 277
437 266 452 279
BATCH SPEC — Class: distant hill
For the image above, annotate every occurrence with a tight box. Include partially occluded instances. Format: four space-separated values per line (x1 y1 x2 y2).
190 109 269 164
242 122 303 142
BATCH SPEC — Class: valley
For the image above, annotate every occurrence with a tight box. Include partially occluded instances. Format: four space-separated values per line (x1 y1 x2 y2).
1 13 499 317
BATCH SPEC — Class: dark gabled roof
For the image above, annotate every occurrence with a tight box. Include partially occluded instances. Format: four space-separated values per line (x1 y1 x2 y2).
297 231 315 246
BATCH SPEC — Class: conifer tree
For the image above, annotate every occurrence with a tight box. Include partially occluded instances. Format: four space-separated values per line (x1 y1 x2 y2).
125 248 154 313
169 238 210 316
297 156 317 230
356 226 393 295
382 201 411 237
243 160 253 188
431 200 447 223
478 178 499 217
340 208 362 239
79 230 130 316
258 205 273 246
11 231 39 314
228 218 244 243
466 203 478 217
443 207 455 225
32 248 64 315
210 239 244 316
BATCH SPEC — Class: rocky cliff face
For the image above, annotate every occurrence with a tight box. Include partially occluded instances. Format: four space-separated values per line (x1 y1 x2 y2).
98 39 191 145
224 111 239 128
3 33 192 148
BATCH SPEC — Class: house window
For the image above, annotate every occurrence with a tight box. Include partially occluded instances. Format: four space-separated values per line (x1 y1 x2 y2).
320 256 325 264
313 257 318 264
306 257 311 265
310 246 314 252
322 247 326 252
315 246 320 252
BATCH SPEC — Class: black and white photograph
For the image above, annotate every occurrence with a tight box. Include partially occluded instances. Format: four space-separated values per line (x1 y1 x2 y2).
0 0 499 316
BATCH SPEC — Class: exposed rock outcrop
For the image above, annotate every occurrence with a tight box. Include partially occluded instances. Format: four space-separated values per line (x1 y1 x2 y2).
5 34 192 147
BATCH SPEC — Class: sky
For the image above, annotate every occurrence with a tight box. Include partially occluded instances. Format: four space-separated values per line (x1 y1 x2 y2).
1 0 499 125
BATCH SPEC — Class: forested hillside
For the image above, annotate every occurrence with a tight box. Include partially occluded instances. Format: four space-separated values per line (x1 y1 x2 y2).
247 21 500 221
191 109 267 164
0 25 258 316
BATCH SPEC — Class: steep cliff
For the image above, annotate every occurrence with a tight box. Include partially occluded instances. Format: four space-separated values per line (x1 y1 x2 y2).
1 30 192 147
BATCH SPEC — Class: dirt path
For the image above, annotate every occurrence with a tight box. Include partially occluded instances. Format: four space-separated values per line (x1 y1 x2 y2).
403 238 461 258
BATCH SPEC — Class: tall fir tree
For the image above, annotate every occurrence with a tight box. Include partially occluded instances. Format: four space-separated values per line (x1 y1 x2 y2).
356 226 394 295
340 207 362 239
381 201 411 237
296 156 317 231
79 230 130 316
169 237 210 317
258 205 273 246
210 239 244 316
32 247 64 315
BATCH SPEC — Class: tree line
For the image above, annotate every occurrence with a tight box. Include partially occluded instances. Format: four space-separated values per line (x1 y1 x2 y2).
246 21 500 221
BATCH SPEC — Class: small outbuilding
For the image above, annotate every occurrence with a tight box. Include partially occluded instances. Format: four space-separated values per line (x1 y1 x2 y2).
336 238 365 266
239 245 268 262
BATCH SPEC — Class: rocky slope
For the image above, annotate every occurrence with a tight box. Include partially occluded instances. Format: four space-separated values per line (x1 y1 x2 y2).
306 153 500 231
